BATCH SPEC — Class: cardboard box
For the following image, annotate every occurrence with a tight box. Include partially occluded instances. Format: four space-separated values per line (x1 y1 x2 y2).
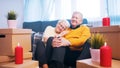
77 59 120 68
0 29 32 56
0 52 32 62
0 56 14 63
90 25 120 60
0 59 39 68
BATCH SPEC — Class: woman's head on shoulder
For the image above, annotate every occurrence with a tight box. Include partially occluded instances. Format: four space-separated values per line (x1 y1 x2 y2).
55 19 70 33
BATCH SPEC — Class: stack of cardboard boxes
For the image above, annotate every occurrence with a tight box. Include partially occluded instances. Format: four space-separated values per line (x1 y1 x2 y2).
0 29 38 68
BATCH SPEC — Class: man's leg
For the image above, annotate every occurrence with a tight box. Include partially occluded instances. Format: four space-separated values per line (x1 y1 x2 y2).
64 47 81 67
64 41 91 67
77 41 91 60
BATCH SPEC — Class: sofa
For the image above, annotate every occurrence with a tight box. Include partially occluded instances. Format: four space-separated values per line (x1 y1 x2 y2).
22 18 89 61
23 19 88 33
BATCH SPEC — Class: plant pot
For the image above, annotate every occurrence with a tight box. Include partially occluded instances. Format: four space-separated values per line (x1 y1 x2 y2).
90 48 100 63
7 20 17 28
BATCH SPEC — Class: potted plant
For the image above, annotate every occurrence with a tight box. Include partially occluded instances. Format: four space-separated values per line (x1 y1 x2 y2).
89 33 105 63
7 10 17 28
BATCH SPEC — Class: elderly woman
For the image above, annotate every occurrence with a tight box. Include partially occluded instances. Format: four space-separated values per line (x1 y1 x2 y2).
34 19 70 68
42 20 70 43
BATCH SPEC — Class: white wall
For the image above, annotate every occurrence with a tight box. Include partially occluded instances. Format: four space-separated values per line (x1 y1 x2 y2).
0 0 24 28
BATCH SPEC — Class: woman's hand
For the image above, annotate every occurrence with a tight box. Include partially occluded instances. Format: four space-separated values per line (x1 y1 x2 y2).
52 36 62 47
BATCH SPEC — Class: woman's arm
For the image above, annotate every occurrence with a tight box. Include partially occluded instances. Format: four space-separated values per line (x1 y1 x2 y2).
42 26 55 43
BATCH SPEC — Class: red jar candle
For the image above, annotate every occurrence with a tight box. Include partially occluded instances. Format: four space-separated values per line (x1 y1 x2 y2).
102 17 110 26
15 43 23 64
100 42 112 67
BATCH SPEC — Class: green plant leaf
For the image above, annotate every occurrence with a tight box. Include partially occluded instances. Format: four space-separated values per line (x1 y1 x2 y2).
90 33 105 49
7 10 17 20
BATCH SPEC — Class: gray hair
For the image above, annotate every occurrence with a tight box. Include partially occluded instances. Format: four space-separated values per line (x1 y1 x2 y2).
73 11 83 19
57 19 70 28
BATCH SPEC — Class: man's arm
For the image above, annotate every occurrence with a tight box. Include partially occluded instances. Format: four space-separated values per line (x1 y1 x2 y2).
67 25 91 47
61 25 91 47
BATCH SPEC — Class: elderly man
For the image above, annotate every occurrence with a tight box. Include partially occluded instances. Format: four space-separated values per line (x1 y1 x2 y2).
45 11 91 68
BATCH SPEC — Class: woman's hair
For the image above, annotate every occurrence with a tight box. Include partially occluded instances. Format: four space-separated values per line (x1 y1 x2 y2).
57 19 70 28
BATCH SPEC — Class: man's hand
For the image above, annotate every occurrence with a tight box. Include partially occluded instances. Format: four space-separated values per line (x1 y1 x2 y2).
60 38 71 46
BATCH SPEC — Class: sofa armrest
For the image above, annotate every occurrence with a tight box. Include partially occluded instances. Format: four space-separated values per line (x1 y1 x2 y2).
31 32 43 59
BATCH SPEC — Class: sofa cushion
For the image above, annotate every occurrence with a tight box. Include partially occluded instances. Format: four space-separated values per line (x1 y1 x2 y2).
23 21 42 32
41 20 58 32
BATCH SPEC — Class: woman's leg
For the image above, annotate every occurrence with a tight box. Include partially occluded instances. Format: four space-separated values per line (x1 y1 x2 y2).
45 37 54 64
34 39 47 68
46 37 66 68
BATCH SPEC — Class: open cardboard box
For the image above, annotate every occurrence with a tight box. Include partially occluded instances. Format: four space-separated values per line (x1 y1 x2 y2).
0 29 32 56
90 25 120 60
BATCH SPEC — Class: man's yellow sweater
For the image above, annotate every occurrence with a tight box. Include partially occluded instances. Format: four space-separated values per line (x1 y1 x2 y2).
64 25 91 48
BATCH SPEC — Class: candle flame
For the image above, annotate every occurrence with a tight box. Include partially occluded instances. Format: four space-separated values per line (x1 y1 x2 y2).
18 42 20 46
104 42 107 46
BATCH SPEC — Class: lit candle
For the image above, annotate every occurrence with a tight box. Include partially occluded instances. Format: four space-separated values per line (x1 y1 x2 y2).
15 43 23 64
102 17 110 26
100 42 112 67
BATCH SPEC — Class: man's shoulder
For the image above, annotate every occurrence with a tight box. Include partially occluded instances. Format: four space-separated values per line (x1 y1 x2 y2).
75 24 86 28
77 24 90 30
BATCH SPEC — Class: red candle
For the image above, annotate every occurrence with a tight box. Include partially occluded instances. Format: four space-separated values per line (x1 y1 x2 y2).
102 17 110 26
100 42 112 67
15 43 23 64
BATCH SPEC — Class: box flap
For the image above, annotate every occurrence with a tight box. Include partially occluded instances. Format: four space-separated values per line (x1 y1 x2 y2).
90 25 120 33
0 29 32 35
